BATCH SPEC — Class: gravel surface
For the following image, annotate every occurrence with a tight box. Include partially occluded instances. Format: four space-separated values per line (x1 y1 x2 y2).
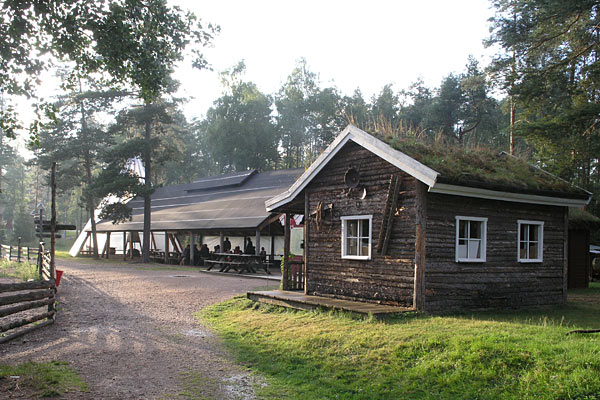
1 257 278 399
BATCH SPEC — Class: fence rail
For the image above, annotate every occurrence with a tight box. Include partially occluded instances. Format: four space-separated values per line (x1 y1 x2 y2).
0 244 39 263
0 243 56 344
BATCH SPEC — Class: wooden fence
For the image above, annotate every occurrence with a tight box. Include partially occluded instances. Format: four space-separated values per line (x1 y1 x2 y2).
0 244 39 263
0 244 56 344
282 257 304 291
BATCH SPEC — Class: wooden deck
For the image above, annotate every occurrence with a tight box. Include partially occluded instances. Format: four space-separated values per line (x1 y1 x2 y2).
247 290 414 319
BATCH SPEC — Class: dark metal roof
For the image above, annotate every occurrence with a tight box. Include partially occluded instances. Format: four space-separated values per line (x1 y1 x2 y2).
93 168 303 233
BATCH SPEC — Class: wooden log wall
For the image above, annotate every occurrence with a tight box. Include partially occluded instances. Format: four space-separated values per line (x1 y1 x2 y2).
305 141 416 306
424 193 567 311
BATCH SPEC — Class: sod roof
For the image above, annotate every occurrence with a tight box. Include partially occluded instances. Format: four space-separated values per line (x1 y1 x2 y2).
384 136 590 199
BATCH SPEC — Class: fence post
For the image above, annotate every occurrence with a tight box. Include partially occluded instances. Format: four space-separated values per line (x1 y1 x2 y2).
17 237 22 263
9 246 12 261
27 247 31 261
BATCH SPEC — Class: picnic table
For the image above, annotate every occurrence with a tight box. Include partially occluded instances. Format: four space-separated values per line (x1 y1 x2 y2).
205 253 271 274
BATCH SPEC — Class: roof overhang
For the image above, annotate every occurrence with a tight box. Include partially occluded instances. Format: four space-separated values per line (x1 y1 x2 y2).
429 183 591 208
265 125 439 211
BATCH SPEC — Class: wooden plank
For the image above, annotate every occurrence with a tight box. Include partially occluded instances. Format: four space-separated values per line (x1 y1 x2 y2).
377 175 394 253
381 176 402 255
0 280 55 293
0 310 55 333
0 289 55 307
413 181 427 311
304 190 309 293
283 212 291 290
0 298 56 318
0 319 54 344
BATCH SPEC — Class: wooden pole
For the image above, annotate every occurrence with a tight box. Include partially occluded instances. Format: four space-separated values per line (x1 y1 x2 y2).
219 232 224 253
255 229 261 256
413 181 427 311
123 232 127 260
105 232 111 259
304 191 309 294
283 212 291 290
129 232 134 260
563 207 569 303
50 162 56 282
164 232 169 263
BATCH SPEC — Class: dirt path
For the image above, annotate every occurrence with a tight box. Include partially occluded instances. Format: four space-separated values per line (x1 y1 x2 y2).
1 258 278 399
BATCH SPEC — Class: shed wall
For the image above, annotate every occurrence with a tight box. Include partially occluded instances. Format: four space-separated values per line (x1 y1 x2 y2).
424 193 566 311
306 141 416 306
568 229 590 288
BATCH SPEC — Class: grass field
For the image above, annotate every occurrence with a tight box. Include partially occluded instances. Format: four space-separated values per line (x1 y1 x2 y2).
0 361 87 397
0 259 39 281
201 283 600 400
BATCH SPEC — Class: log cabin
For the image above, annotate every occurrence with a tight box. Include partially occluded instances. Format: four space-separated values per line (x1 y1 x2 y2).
266 125 592 312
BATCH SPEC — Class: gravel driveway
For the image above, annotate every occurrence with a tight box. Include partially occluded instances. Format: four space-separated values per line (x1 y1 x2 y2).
1 257 278 399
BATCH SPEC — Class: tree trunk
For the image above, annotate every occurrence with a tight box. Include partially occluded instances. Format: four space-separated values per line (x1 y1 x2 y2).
85 153 99 260
142 106 152 263
80 94 99 260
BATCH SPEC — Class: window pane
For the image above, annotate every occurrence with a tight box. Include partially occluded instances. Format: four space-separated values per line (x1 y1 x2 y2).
458 239 468 258
468 239 481 258
520 241 527 259
470 221 481 239
520 224 527 241
347 220 358 237
529 225 538 242
347 238 358 256
360 219 370 238
459 220 466 238
529 242 538 259
360 237 369 256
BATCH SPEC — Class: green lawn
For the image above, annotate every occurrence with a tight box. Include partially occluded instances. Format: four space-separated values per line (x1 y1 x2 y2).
201 284 600 400
0 259 39 281
0 361 87 397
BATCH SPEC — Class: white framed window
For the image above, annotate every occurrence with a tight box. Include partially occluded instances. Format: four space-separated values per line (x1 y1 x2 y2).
517 220 544 262
341 215 372 260
455 216 487 262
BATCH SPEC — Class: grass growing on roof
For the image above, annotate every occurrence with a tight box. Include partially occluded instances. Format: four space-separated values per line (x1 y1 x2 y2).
0 361 88 397
200 290 600 400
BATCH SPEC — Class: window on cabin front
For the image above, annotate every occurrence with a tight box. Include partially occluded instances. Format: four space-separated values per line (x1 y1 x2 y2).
455 216 487 262
518 220 544 262
341 215 372 260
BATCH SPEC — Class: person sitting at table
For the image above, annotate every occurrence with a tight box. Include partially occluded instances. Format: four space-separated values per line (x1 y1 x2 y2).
214 244 220 253
223 237 232 253
193 244 201 265
179 244 190 265
259 247 267 261
200 243 210 258
244 238 254 254
233 245 242 255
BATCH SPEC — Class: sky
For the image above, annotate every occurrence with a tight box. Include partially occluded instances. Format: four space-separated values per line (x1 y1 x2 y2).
13 0 498 152
170 0 498 120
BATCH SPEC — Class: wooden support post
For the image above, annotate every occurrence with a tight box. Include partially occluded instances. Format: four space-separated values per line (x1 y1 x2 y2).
413 181 427 311
563 207 569 303
129 232 134 260
122 232 127 260
105 232 111 259
270 235 275 262
283 212 291 290
190 232 195 265
304 190 309 294
219 232 224 252
164 232 169 264
50 162 56 282
255 229 261 256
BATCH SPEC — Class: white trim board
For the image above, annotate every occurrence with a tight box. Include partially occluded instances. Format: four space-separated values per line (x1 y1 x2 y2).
265 125 439 211
430 183 590 208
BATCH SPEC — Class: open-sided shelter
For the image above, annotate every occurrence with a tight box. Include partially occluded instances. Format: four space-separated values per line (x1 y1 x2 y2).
266 125 592 312
78 168 303 263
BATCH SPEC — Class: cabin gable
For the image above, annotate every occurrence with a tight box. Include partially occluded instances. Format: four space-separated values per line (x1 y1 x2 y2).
305 141 416 306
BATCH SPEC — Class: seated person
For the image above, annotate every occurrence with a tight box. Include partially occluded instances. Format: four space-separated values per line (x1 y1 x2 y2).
200 243 210 258
259 247 267 261
193 244 202 265
214 244 220 253
233 245 243 255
